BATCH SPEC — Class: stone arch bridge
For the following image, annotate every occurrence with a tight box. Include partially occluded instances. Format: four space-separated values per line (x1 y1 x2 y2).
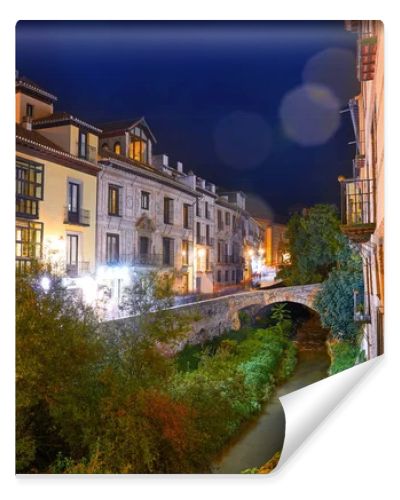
171 284 322 345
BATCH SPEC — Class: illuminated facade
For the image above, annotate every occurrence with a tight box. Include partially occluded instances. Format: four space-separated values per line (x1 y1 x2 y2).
214 192 258 291
97 123 204 303
16 73 279 308
340 21 384 358
15 75 100 287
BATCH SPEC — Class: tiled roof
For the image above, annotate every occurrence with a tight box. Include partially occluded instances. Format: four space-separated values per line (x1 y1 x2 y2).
98 116 157 143
16 75 58 102
16 124 100 176
33 112 102 134
16 124 66 152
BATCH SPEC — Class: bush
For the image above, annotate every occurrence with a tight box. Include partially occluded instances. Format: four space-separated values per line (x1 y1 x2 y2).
329 341 362 375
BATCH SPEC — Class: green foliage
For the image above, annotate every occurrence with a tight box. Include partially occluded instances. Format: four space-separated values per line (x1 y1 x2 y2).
278 204 346 285
16 265 297 474
170 323 297 467
314 249 363 341
16 265 104 472
329 341 363 375
270 303 291 324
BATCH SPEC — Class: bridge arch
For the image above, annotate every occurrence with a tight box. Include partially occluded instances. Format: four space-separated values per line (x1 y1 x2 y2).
174 284 323 344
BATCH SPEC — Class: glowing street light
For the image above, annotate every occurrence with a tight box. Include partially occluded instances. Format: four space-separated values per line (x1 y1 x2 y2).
40 276 51 292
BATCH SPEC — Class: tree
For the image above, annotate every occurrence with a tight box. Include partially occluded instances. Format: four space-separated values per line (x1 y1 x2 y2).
314 247 363 341
279 204 346 285
16 264 104 472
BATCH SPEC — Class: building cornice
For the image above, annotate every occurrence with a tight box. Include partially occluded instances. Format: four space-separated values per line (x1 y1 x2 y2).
16 136 100 177
99 157 199 198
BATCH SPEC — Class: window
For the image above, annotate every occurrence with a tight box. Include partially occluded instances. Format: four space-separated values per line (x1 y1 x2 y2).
225 270 229 282
68 182 80 223
129 127 150 164
66 234 79 275
182 240 189 266
106 234 119 264
141 191 150 210
217 241 222 263
163 237 174 266
196 222 201 242
196 200 201 217
78 131 87 159
217 210 223 230
16 158 44 218
114 142 121 155
183 203 191 229
232 215 236 229
225 212 230 225
217 270 221 283
205 201 210 219
206 224 210 245
164 197 174 224
25 103 34 118
139 236 150 263
108 185 120 216
16 220 43 264
232 270 235 281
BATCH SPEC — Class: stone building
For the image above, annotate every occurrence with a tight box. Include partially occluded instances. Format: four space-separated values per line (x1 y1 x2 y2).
340 20 384 358
96 120 203 303
15 74 100 295
214 191 263 291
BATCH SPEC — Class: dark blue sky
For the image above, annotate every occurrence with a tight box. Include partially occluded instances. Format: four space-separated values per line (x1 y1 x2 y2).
16 21 359 218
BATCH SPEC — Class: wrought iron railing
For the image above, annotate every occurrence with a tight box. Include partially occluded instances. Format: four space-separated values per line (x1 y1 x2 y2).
64 207 90 226
196 235 205 245
76 142 97 162
66 261 90 277
340 178 375 226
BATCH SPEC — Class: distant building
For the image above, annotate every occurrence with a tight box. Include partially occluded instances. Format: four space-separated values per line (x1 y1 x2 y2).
340 20 384 358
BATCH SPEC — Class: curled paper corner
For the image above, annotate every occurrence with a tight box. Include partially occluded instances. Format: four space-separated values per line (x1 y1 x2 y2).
274 355 383 472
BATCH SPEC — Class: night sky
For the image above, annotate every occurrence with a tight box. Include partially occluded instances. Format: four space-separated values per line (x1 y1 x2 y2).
16 21 360 219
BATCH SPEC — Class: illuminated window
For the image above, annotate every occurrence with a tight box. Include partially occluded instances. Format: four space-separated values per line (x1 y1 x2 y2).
16 220 43 269
114 142 121 154
182 240 189 266
16 158 44 218
108 185 120 216
129 127 150 164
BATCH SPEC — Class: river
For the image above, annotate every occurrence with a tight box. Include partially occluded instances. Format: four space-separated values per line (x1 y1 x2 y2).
212 315 330 474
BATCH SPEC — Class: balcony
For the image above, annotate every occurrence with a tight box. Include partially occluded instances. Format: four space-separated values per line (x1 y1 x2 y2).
76 142 97 163
196 235 206 245
206 237 215 247
339 178 376 243
66 261 90 278
357 33 378 81
132 253 163 267
64 207 91 226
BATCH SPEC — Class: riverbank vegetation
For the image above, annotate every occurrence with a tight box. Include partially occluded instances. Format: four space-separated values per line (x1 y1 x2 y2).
328 340 365 375
279 204 365 373
16 267 297 474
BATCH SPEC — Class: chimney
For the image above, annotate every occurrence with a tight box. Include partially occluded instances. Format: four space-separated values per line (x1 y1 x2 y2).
176 161 183 173
152 154 169 170
22 115 32 131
